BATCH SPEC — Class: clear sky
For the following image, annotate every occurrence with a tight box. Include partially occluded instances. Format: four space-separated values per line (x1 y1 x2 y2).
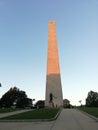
0 0 98 105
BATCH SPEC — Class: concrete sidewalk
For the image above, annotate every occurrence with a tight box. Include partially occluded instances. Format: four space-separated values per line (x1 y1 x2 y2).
51 109 98 130
0 109 32 118
0 109 98 130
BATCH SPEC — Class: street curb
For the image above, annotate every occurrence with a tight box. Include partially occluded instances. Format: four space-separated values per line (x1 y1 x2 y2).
76 109 98 122
0 109 62 122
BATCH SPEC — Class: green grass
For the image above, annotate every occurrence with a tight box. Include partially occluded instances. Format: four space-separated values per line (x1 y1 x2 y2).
0 108 59 120
78 107 98 118
0 108 19 113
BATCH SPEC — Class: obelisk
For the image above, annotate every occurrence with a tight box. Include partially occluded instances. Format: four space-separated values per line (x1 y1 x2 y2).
45 20 63 108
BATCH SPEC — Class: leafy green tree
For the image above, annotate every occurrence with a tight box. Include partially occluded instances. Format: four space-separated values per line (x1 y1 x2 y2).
35 100 45 108
0 83 2 87
63 99 71 108
0 87 32 108
86 91 98 107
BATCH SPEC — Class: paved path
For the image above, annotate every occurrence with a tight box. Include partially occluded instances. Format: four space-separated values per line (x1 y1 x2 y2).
0 109 98 130
52 109 98 130
0 109 32 118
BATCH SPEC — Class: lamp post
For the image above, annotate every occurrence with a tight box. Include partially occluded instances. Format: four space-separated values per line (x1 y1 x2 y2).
79 100 82 106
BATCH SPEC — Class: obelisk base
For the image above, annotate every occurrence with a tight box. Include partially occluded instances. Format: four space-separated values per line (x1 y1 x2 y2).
49 101 54 108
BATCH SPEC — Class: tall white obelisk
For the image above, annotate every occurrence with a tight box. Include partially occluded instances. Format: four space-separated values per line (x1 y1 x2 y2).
45 20 63 108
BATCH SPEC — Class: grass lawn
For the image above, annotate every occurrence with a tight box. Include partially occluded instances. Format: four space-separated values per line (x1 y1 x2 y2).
78 107 98 118
0 108 59 120
0 108 19 113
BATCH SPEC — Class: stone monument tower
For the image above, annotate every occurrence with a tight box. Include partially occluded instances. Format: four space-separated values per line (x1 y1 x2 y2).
45 20 63 108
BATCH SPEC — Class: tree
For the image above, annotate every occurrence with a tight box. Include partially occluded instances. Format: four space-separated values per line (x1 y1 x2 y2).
0 83 2 87
86 91 98 107
0 87 32 108
34 100 45 108
63 99 71 108
0 87 18 107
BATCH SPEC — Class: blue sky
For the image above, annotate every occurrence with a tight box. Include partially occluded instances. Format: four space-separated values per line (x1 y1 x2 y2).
0 0 98 105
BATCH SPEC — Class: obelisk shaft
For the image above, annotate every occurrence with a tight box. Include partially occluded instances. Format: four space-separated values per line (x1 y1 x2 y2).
47 21 60 75
45 20 63 108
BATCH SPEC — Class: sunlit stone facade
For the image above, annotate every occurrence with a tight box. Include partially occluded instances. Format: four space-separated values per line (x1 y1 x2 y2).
45 20 63 108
